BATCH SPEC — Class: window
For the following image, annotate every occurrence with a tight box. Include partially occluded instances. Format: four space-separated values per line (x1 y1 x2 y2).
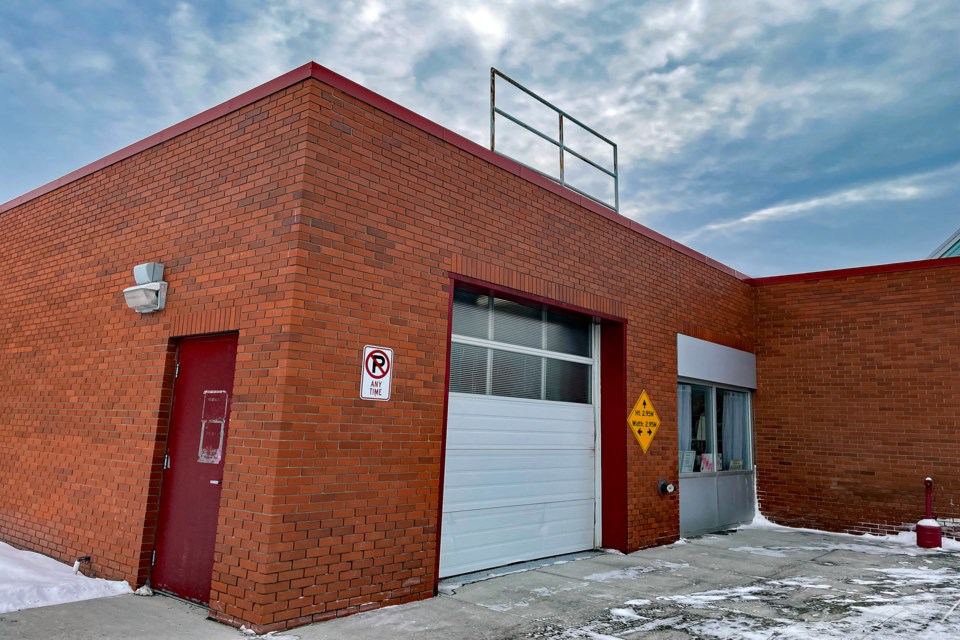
450 289 593 404
678 382 751 473
716 389 751 472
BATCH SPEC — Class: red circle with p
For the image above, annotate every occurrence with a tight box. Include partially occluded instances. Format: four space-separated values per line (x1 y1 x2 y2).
365 350 390 379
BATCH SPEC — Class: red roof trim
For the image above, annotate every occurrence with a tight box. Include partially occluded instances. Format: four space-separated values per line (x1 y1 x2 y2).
0 60 743 281
747 256 960 285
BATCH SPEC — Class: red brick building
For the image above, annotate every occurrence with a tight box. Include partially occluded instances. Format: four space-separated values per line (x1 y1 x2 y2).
753 264 960 536
1 63 957 632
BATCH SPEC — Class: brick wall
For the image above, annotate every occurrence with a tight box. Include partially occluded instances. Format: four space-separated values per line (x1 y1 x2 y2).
229 77 754 630
753 265 960 537
1 68 756 633
0 82 313 593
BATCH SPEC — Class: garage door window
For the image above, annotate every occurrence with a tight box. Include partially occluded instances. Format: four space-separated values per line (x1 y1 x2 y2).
450 290 593 404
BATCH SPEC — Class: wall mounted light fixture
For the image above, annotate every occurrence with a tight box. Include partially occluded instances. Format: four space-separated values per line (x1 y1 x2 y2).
123 263 168 313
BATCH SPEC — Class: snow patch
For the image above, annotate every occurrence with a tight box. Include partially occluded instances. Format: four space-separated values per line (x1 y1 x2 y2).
740 510 960 553
658 585 766 606
730 545 790 557
483 582 584 612
583 560 688 582
610 607 642 620
0 541 131 614
583 566 656 582
629 578 960 639
625 598 651 606
484 601 529 612
870 530 960 551
734 531 960 557
868 566 959 585
580 630 626 640
239 630 300 640
768 577 835 590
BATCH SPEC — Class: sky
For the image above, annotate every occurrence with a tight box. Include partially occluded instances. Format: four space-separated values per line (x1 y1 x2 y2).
1 0 957 277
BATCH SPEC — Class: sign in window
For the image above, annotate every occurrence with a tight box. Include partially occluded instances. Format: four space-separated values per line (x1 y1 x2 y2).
198 390 228 464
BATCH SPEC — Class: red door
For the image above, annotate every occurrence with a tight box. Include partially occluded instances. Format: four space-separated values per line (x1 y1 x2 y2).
152 333 238 604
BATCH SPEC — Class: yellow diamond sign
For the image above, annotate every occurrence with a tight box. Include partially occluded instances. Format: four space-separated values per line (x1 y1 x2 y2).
628 390 661 453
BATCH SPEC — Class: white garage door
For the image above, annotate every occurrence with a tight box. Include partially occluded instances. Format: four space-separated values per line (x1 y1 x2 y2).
439 290 598 578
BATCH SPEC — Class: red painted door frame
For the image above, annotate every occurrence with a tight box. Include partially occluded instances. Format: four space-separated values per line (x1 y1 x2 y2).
151 332 238 604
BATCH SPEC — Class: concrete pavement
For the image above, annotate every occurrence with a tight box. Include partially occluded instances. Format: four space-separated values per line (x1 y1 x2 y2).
0 591 239 640
2 527 958 639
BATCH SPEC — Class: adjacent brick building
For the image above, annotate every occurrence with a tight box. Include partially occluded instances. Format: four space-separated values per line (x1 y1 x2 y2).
752 263 960 536
1 62 956 632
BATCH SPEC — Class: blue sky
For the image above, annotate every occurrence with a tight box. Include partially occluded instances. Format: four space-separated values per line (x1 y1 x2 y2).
1 0 957 277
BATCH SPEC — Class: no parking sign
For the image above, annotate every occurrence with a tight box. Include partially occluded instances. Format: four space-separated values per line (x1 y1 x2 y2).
360 345 394 401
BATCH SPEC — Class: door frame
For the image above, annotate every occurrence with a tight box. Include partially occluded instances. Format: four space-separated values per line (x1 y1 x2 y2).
136 341 179 588
144 331 239 599
677 377 757 536
434 277 628 586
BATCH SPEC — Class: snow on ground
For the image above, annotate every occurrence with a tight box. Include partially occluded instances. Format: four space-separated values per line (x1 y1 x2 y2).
552 510 960 639
0 541 131 614
556 561 960 640
582 560 689 582
240 626 301 640
741 509 960 552
635 564 960 639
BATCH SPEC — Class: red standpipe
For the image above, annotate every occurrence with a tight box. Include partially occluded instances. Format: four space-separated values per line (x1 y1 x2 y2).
916 477 942 549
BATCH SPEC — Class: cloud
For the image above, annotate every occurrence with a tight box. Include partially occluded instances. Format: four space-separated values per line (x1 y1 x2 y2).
20 0 942 175
2 0 957 278
91 4 960 220
69 51 115 74
0 38 27 77
679 163 960 242
128 2 306 122
450 4 508 57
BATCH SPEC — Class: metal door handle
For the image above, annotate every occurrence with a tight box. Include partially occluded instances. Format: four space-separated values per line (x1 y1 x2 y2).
210 480 222 485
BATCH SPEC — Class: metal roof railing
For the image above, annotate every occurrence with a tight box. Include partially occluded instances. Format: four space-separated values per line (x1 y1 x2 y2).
490 68 619 212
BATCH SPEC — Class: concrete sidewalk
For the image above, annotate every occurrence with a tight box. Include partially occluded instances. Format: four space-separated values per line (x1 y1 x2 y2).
2 527 958 639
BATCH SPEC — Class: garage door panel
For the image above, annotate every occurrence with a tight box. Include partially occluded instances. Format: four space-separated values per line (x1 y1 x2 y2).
439 499 595 577
447 394 594 449
441 394 596 577
443 450 594 512
442 299 596 579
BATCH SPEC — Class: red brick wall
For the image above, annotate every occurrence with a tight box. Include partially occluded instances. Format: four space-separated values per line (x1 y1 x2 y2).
0 83 313 596
235 78 754 630
0 72 755 632
754 265 960 537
